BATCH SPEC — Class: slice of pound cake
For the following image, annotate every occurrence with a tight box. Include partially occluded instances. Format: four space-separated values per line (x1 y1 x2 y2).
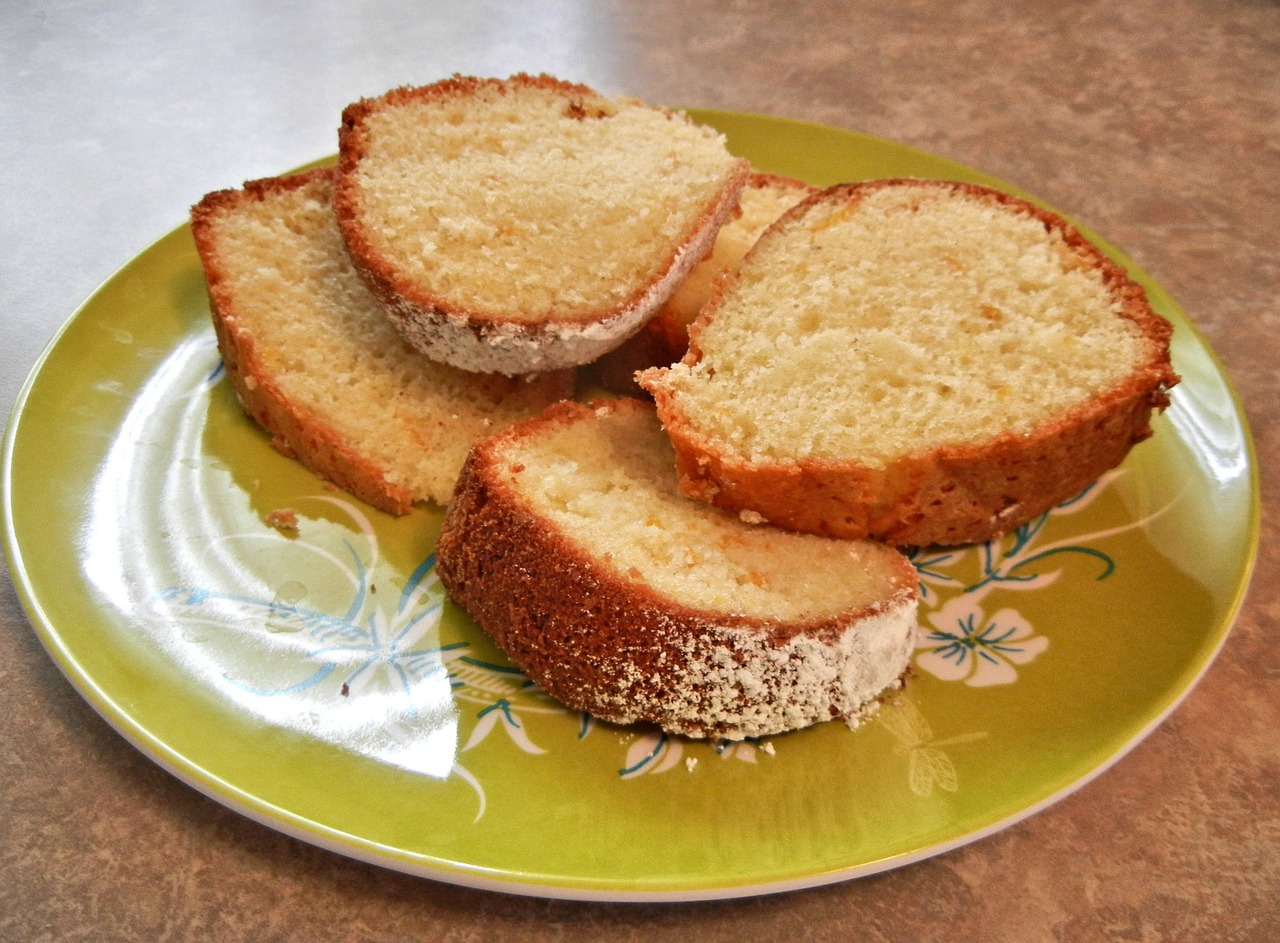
640 179 1179 547
190 169 572 514
434 398 918 741
333 74 750 375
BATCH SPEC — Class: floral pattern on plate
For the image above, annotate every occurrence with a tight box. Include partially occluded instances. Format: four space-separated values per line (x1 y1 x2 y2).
149 443 1179 817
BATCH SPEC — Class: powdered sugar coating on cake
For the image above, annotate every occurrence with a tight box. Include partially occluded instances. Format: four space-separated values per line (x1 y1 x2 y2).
435 398 918 740
576 603 914 738
370 214 726 375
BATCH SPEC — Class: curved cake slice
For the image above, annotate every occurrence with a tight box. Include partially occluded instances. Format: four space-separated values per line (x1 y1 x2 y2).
434 398 918 741
190 169 572 514
334 73 751 375
587 171 817 395
640 178 1179 547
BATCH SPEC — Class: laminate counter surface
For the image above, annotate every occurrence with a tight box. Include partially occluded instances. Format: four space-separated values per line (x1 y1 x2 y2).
2 2 1276 940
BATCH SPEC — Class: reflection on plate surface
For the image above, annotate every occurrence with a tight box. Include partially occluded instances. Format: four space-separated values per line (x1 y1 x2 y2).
1 110 1258 901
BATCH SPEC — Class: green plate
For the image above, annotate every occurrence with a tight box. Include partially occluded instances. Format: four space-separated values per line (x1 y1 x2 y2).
1 110 1259 901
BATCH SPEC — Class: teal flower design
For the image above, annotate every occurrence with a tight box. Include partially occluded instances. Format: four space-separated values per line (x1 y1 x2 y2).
907 546 961 604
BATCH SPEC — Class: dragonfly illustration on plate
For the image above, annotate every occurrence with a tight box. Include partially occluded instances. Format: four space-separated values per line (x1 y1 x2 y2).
879 696 988 798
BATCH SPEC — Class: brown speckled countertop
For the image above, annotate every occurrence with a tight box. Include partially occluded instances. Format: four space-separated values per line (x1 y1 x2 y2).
1 1 1276 940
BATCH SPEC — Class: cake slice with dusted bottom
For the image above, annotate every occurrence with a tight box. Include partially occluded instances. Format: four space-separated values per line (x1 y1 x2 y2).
435 397 918 741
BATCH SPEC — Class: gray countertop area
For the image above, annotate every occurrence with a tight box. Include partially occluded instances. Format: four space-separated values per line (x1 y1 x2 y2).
2 2 1277 940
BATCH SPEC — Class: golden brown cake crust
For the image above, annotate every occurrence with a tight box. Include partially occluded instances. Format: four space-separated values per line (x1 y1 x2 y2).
434 399 918 740
642 178 1180 547
332 74 751 375
655 376 1169 547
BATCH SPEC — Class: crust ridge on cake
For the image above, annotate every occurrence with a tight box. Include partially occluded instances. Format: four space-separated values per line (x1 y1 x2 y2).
435 398 918 740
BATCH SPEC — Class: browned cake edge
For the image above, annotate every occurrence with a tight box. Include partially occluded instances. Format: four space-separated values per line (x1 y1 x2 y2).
586 171 819 398
434 398 919 740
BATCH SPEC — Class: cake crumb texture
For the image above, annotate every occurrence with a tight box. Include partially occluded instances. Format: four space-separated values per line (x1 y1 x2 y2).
588 171 817 393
